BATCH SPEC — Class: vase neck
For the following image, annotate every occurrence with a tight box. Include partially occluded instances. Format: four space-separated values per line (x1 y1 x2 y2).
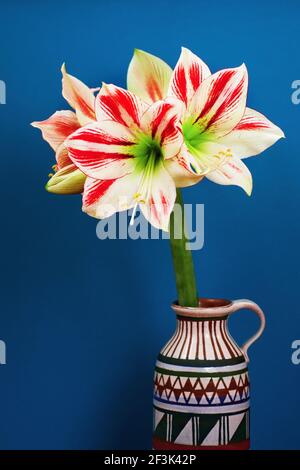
161 315 243 362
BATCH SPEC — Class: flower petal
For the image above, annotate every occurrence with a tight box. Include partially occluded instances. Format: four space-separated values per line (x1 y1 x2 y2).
140 163 176 231
140 98 184 159
31 110 80 151
219 107 285 158
169 47 211 107
95 83 148 128
82 174 138 219
206 156 253 195
46 164 86 194
173 140 238 178
61 63 96 125
56 144 73 169
65 121 136 180
164 155 203 188
82 164 176 231
189 64 248 137
127 48 173 103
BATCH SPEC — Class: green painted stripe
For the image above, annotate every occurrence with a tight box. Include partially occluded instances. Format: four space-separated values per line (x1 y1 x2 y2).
176 315 229 322
155 366 248 378
157 354 245 367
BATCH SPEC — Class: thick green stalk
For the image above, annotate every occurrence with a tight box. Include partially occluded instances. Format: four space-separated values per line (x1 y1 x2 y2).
169 189 198 307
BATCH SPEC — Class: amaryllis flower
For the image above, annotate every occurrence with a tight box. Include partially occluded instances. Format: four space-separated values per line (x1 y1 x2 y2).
31 64 97 194
65 84 184 230
127 48 284 194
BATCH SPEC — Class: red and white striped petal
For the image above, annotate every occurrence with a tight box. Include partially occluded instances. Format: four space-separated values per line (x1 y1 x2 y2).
65 121 136 180
82 162 176 230
82 173 139 219
206 156 253 195
95 84 148 129
140 163 176 231
31 110 80 151
164 155 203 188
219 107 285 158
140 98 184 159
127 49 173 103
188 64 248 137
61 64 96 126
168 47 211 107
55 144 73 170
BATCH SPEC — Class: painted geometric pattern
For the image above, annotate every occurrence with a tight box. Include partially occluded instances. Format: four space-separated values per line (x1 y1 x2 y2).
154 370 250 406
161 318 242 361
153 406 250 446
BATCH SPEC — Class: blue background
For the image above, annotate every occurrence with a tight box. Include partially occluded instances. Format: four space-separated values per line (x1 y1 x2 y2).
0 0 299 450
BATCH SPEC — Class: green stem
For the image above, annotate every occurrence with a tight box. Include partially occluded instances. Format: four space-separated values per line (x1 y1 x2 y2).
169 189 198 307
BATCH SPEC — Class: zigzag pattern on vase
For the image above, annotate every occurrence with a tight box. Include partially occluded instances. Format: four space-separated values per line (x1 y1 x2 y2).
154 370 250 407
153 407 250 447
161 318 242 361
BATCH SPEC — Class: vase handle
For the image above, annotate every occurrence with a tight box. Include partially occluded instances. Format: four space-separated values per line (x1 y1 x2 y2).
230 299 266 363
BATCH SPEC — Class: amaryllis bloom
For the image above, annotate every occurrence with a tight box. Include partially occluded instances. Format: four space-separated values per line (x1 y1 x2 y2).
31 64 97 194
65 84 184 230
127 48 284 194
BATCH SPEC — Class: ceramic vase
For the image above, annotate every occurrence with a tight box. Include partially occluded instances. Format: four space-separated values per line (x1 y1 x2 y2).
153 298 265 450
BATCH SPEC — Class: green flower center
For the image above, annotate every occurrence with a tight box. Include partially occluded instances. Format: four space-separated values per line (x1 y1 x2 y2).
129 133 164 212
182 117 233 175
132 134 163 173
182 117 206 154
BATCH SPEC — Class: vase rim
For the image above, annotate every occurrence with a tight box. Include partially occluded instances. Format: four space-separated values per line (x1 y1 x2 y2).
171 298 233 318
